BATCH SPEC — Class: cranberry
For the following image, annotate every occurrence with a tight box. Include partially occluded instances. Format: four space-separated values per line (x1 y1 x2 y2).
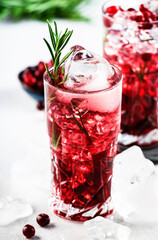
121 64 133 74
103 16 113 27
139 88 145 97
34 69 41 77
143 11 151 22
139 22 153 29
22 224 35 239
128 8 135 11
106 6 118 15
37 101 44 110
142 53 152 62
139 4 148 12
149 11 156 21
38 61 45 72
131 15 143 22
36 213 50 227
46 59 53 68
119 6 124 11
23 70 37 87
37 80 44 89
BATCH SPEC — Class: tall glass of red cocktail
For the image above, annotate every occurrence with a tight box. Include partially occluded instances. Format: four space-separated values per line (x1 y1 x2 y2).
44 45 122 221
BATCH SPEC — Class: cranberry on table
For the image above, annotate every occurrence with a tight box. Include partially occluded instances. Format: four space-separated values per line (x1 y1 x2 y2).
37 101 44 110
36 213 50 227
22 224 35 239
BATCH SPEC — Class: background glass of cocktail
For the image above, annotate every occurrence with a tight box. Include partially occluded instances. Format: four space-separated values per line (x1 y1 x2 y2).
102 0 158 161
44 50 122 221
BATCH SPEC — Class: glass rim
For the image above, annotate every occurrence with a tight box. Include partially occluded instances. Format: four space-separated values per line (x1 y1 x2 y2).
43 64 122 95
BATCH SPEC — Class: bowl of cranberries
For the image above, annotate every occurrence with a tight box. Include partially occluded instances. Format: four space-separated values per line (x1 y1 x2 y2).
18 60 53 110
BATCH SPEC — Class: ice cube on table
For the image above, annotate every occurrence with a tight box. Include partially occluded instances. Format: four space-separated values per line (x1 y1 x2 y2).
0 197 33 226
112 146 158 223
84 216 131 240
64 45 114 92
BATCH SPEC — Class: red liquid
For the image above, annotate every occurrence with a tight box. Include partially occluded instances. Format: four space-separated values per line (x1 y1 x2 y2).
103 4 158 147
45 70 121 221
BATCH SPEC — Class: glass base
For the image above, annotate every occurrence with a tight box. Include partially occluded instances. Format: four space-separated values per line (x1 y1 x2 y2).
48 195 113 222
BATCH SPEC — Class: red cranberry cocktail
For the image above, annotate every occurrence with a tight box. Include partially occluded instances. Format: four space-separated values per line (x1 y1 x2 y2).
44 44 122 221
102 1 158 158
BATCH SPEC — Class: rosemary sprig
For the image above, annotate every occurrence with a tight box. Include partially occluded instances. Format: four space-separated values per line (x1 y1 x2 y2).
103 30 109 45
0 0 89 21
134 62 147 81
43 20 73 85
72 111 90 139
52 120 61 148
142 38 154 42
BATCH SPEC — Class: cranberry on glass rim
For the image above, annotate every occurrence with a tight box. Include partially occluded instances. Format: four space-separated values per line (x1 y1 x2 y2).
102 0 158 161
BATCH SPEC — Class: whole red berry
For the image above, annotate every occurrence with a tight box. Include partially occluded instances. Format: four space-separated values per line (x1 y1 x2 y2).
46 59 53 68
37 102 44 110
34 69 41 77
131 15 143 22
36 213 50 227
139 22 153 29
139 88 145 97
139 4 148 12
143 11 150 21
119 6 124 11
23 70 37 87
142 53 152 62
106 6 118 15
38 61 45 72
37 80 44 90
128 8 135 11
22 224 35 239
103 16 113 27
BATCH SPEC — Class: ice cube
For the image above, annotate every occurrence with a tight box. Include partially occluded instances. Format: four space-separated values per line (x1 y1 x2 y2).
0 197 33 226
71 98 89 116
64 46 114 92
112 146 158 223
84 216 131 240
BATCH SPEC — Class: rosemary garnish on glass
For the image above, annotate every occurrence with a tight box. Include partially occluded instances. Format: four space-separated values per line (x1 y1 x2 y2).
43 20 73 85
44 21 91 143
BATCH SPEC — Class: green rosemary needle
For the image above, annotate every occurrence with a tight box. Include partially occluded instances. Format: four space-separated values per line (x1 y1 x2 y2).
43 20 73 85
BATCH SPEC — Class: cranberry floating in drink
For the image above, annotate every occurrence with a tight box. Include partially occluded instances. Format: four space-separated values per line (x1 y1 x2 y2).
102 0 158 161
43 21 122 221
